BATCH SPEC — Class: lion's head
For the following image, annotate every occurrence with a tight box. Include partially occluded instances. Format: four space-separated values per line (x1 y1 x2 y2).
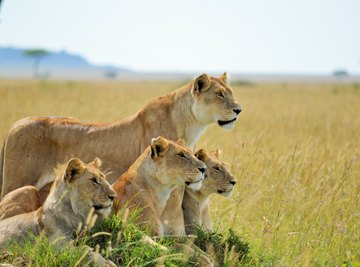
195 149 237 197
191 72 242 130
149 136 206 190
61 158 117 220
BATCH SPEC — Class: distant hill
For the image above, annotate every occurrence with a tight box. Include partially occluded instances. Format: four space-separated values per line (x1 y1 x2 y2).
0 46 129 78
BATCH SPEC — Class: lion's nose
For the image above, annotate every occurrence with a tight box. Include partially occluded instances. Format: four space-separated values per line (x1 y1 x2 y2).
230 180 237 185
233 108 242 115
198 167 206 174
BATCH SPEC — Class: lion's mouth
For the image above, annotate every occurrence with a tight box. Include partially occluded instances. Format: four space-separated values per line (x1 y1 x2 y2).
217 118 237 126
217 188 233 194
93 204 111 211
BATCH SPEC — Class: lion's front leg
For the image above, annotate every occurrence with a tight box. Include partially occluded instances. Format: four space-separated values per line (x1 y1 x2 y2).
201 204 213 231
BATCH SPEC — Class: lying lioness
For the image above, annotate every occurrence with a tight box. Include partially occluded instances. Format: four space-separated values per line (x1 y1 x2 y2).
112 136 206 236
0 158 117 266
182 149 237 234
0 73 241 200
0 185 41 221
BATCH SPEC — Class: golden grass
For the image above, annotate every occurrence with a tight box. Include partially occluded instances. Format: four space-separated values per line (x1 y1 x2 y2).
0 79 359 266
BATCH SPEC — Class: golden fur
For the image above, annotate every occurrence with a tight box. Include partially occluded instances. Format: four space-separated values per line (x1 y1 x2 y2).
112 136 206 236
0 185 41 221
0 158 116 266
0 73 241 199
182 149 237 234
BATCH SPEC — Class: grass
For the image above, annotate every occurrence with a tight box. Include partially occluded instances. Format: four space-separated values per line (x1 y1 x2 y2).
0 233 85 266
0 79 359 266
0 207 252 266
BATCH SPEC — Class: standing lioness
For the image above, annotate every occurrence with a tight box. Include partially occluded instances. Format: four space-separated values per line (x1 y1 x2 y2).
0 73 241 198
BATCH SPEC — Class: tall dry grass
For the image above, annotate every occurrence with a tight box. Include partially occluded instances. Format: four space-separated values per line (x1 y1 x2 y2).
0 79 359 266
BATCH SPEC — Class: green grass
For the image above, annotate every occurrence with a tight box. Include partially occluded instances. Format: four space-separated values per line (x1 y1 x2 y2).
0 207 252 266
0 79 360 266
0 233 84 266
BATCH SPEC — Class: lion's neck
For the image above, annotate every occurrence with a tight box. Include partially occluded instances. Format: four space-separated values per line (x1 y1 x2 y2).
183 188 210 231
183 124 208 150
184 187 210 209
171 84 208 149
123 152 180 214
43 181 84 237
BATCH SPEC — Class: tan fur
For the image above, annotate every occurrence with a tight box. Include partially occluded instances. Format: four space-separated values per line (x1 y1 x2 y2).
0 73 241 199
0 158 116 246
182 149 237 234
0 185 41 221
112 137 206 236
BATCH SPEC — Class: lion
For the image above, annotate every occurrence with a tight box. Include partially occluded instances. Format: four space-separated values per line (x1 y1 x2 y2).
112 136 206 237
0 158 117 266
0 73 241 199
182 149 237 234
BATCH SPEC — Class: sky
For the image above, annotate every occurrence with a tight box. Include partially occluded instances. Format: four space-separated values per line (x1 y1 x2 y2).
0 0 359 74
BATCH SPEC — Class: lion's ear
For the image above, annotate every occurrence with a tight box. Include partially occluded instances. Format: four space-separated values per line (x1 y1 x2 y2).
195 149 208 161
219 72 229 84
210 149 222 159
89 157 102 169
176 138 188 147
150 136 169 158
192 74 211 95
64 158 85 183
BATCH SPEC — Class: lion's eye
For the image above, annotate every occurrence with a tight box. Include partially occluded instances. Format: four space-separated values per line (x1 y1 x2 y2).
217 92 225 98
214 166 221 172
177 152 187 159
91 178 100 185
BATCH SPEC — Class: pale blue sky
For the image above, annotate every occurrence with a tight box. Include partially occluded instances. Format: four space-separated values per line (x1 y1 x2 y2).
0 0 359 74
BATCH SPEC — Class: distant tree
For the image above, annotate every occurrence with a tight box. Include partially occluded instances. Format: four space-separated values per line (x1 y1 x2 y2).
0 0 3 21
104 70 118 79
333 69 349 77
23 49 50 78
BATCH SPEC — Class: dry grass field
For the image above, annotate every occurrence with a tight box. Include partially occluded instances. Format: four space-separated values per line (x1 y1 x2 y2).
0 79 359 266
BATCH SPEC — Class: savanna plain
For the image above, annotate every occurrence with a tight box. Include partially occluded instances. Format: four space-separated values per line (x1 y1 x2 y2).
0 79 359 266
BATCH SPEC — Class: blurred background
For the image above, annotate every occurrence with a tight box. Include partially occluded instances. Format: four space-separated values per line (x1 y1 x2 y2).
0 0 359 82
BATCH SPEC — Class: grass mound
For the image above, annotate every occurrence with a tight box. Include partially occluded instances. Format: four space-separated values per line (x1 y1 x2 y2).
0 208 252 266
83 209 187 266
193 226 250 266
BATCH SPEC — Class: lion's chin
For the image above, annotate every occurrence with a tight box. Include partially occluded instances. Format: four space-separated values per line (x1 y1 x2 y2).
217 118 236 130
93 204 112 218
185 178 203 191
217 188 233 197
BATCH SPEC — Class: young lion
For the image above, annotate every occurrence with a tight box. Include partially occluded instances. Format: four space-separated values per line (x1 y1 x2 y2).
0 158 117 266
112 136 206 237
182 149 237 234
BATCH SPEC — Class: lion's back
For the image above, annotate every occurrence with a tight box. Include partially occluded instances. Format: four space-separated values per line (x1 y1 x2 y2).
0 185 41 221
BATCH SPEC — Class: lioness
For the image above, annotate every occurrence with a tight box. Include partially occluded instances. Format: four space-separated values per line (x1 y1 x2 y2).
182 149 237 234
112 136 206 236
0 73 241 198
0 158 117 266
